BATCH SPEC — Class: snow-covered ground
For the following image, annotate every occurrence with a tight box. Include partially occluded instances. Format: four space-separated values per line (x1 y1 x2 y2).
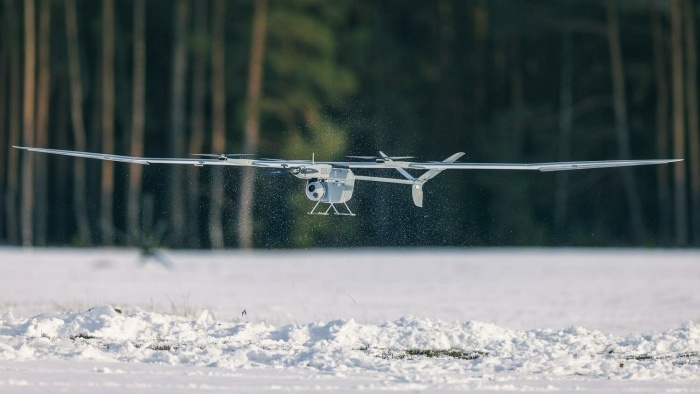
1 248 699 392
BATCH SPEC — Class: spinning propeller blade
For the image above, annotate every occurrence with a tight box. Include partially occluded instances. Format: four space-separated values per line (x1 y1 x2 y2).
189 153 255 158
347 154 415 161
261 169 291 176
261 166 319 176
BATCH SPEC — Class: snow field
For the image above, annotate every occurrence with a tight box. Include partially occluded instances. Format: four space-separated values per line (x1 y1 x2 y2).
0 248 699 391
1 305 699 381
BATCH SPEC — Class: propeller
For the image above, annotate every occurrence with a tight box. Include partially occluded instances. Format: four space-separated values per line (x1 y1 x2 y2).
261 166 319 176
261 169 291 176
190 153 255 161
347 152 415 162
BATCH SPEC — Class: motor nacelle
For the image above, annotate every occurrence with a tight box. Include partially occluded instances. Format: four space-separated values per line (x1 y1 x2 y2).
289 164 331 180
305 181 326 201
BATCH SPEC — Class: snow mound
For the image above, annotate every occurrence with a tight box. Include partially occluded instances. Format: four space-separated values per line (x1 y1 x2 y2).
1 306 699 382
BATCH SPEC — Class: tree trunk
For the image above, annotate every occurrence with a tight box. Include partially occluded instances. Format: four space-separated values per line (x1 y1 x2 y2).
606 3 645 243
0 5 9 243
555 32 573 236
510 38 524 142
651 3 672 243
54 85 70 243
101 0 115 245
169 0 189 247
6 0 21 245
209 0 226 249
684 0 700 244
88 50 102 235
238 0 268 249
21 0 37 247
127 0 146 242
65 0 91 245
669 0 688 245
34 0 51 246
432 0 454 139
187 0 208 248
471 0 488 121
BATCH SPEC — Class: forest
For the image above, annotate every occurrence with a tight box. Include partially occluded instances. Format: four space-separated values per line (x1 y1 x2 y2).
0 0 699 248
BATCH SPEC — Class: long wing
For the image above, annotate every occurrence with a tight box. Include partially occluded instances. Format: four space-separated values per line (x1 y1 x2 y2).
14 146 681 172
13 146 254 166
406 159 682 172
13 146 390 169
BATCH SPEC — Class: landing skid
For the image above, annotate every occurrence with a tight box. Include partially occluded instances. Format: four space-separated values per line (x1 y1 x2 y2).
308 201 356 216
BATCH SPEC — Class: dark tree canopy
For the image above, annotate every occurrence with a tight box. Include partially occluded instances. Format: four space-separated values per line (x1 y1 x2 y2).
0 0 698 248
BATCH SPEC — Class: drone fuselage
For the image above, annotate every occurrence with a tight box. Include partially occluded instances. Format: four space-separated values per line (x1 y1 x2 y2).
301 168 355 204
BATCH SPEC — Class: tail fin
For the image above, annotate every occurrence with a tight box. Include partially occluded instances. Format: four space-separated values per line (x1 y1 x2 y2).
416 152 464 183
411 152 465 207
412 184 424 207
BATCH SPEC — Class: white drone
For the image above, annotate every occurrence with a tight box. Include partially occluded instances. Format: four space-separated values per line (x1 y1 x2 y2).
14 146 680 216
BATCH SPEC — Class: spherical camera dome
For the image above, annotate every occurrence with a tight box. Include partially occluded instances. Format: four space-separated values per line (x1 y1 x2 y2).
305 181 326 201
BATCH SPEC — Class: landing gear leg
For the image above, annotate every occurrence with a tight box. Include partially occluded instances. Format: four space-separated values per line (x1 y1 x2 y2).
308 201 356 216
341 202 356 216
327 202 355 216
308 200 326 215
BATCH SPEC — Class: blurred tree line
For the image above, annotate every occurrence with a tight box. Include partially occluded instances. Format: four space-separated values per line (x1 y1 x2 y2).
0 0 699 249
